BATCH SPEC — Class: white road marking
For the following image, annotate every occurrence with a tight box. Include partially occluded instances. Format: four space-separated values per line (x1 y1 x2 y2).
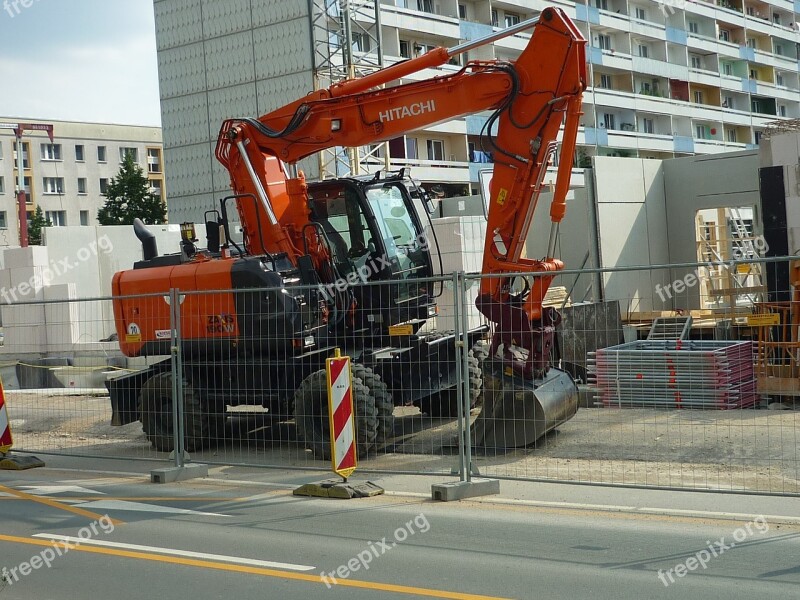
33 534 316 572
20 485 105 496
74 499 230 517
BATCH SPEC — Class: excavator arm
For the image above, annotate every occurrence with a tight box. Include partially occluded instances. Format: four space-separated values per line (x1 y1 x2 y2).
215 7 586 377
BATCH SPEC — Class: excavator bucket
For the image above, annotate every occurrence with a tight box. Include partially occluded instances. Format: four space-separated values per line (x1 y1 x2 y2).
472 362 578 450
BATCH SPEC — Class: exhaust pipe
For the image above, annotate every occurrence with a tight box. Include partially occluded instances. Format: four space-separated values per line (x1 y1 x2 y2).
133 218 158 260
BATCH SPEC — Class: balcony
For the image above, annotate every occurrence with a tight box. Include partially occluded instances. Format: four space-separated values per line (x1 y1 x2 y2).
689 67 723 86
393 158 470 183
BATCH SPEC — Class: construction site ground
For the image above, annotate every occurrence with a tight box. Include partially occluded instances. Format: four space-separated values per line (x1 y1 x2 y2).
7 390 800 494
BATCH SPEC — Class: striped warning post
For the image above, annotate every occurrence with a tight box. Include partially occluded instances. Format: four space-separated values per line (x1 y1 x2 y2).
326 350 357 479
0 379 13 454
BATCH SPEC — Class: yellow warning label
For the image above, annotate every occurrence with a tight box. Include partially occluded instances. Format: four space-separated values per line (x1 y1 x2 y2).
497 188 508 206
747 313 780 327
388 324 414 336
736 263 754 274
125 334 142 343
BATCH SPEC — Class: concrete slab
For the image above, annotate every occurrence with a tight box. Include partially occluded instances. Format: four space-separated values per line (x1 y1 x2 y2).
150 463 209 483
431 478 499 501
293 479 385 499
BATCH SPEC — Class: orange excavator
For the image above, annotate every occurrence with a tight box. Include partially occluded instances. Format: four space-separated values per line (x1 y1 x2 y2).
108 7 586 456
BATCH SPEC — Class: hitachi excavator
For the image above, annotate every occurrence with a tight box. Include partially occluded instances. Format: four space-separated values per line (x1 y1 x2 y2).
107 7 587 457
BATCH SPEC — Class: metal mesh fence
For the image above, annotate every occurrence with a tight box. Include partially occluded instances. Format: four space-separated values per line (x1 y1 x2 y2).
3 257 800 494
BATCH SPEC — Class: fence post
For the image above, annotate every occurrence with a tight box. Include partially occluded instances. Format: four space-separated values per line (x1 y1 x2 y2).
169 287 185 468
451 270 467 482
459 271 475 481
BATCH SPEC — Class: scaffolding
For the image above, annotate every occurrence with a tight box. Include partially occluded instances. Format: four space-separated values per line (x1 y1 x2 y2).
308 0 388 179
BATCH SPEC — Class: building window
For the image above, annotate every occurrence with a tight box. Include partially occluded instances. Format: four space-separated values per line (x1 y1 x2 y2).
43 177 65 195
416 0 433 13
746 38 756 49
491 9 498 27
695 125 708 139
779 105 787 117
40 143 62 161
75 144 84 162
774 43 784 55
755 131 763 145
14 141 29 169
458 3 466 19
643 118 654 134
694 90 703 104
723 96 734 109
399 40 410 58
599 74 612 89
597 34 611 50
773 13 781 24
147 148 162 173
45 211 67 227
776 72 784 86
638 44 649 58
595 0 608 9
149 179 164 200
719 29 730 42
405 137 417 159
80 210 89 226
0 212 6 229
77 178 87 194
97 146 107 163
749 69 757 79
688 21 699 34
727 129 737 142
504 12 520 27
119 147 138 163
0 177 3 194
352 31 370 52
722 62 733 76
634 7 646 20
100 178 109 195
690 55 701 69
603 113 616 129
426 139 444 161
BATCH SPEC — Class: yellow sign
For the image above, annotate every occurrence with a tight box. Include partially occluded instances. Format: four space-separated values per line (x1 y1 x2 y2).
388 324 414 336
496 188 508 206
125 334 142 343
736 263 754 274
747 313 780 327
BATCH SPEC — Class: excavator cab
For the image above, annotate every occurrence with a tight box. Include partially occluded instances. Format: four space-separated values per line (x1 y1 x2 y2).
306 172 437 340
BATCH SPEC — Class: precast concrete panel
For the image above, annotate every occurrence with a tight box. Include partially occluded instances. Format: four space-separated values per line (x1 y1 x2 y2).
202 0 253 38
164 143 215 199
157 43 208 99
154 0 204 51
160 94 211 149
252 0 308 26
204 32 258 91
253 20 313 81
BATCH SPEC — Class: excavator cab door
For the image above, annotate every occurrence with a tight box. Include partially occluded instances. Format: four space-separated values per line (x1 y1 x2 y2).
307 177 435 338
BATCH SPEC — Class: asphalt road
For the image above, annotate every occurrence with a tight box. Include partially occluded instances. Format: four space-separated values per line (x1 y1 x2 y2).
0 465 799 599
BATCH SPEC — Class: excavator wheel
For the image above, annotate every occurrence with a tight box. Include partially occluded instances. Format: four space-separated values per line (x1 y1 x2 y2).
352 364 394 445
293 368 378 460
418 348 483 418
139 372 219 452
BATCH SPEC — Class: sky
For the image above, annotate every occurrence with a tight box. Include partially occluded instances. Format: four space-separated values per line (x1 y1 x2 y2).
0 0 161 126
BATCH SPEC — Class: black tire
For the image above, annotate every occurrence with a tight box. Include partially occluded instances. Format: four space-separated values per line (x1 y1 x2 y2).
352 364 394 445
418 344 484 418
139 372 216 452
293 368 377 460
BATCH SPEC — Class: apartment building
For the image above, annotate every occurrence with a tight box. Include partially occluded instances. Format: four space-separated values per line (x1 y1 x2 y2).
153 0 798 222
0 118 165 245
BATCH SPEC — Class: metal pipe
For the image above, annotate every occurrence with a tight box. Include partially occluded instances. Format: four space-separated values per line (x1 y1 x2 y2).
236 140 279 226
447 15 540 57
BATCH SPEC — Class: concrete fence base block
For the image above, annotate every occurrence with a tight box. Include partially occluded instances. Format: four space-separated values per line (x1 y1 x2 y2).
293 479 385 499
0 453 45 470
150 463 208 484
431 478 500 501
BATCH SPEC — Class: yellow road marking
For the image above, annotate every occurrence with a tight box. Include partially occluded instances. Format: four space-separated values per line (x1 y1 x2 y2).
0 484 124 526
0 534 513 600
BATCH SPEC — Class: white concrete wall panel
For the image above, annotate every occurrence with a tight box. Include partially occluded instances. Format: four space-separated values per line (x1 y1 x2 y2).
252 0 308 26
253 21 313 81
164 143 215 200
204 33 257 91
160 94 211 149
154 0 204 51
202 0 253 38
255 72 315 115
157 43 208 100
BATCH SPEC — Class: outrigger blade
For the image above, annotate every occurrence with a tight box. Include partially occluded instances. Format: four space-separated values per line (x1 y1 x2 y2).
472 362 578 449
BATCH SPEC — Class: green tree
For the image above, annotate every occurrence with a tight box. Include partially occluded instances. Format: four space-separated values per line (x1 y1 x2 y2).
28 206 52 245
97 154 167 225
